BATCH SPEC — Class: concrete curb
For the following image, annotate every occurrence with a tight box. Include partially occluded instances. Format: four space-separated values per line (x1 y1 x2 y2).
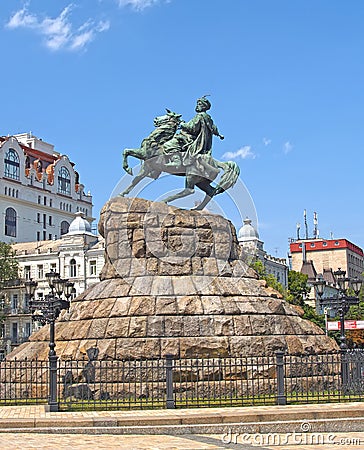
0 402 363 434
0 417 363 435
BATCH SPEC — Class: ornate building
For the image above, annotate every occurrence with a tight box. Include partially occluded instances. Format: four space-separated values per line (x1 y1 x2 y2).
289 238 363 280
0 132 93 243
237 218 288 287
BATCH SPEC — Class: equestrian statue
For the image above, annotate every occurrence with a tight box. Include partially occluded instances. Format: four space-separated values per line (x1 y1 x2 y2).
120 96 240 210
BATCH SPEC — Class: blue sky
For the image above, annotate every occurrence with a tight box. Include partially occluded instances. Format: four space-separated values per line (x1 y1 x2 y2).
1 1 363 258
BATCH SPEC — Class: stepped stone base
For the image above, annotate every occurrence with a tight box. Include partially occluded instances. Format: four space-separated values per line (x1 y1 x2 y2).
8 197 337 361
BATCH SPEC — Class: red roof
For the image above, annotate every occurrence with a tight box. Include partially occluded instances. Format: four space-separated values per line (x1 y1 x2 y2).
21 144 58 164
290 239 363 257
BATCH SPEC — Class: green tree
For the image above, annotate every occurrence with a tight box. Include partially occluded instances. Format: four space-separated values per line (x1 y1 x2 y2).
0 242 19 317
287 270 310 306
250 259 286 297
0 242 19 288
251 263 325 332
0 242 19 325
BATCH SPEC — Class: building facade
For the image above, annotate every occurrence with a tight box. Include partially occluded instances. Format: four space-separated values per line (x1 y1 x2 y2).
290 238 364 280
0 132 93 243
237 218 289 287
0 214 104 359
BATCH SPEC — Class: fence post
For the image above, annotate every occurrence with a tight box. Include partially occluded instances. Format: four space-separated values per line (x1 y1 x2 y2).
340 348 349 393
165 354 175 409
275 351 286 405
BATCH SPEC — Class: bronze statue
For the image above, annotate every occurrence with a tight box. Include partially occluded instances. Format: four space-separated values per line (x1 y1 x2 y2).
120 97 239 210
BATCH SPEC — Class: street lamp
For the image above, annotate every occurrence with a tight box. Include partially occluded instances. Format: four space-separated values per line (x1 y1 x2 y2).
25 271 74 412
314 269 362 350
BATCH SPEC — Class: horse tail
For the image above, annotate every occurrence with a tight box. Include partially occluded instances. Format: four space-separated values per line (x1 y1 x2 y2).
214 161 240 195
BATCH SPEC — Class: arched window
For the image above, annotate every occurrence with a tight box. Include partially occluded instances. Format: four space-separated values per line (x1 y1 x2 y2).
4 149 20 180
69 259 77 278
5 207 17 237
58 166 71 195
60 220 70 235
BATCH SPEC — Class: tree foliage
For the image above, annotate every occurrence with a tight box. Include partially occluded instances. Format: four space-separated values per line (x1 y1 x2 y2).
250 262 325 331
0 242 19 288
286 271 310 306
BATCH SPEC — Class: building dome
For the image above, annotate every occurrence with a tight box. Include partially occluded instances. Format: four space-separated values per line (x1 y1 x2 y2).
67 212 92 235
238 217 259 241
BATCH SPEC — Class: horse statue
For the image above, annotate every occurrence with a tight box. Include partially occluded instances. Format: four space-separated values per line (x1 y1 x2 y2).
120 105 240 210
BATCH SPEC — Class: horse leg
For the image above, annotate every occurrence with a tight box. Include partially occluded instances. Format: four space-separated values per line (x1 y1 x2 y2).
193 180 216 210
119 165 148 196
162 175 196 204
122 148 146 176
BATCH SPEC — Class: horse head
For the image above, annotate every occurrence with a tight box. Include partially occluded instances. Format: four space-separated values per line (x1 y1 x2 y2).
153 109 182 128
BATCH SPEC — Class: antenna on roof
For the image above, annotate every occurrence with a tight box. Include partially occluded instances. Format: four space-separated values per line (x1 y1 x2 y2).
296 222 301 240
304 209 309 239
313 211 318 239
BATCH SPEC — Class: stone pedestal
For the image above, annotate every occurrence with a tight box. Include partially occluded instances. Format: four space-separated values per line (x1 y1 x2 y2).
9 197 337 361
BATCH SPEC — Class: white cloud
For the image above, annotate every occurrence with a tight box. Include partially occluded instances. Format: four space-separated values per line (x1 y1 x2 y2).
116 0 164 11
283 141 293 154
5 5 110 52
222 146 256 160
262 137 271 146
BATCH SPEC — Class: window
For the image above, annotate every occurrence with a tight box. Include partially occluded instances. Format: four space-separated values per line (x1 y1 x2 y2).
43 231 46 240
5 207 17 237
44 196 47 206
50 263 57 272
58 166 71 195
25 323 31 338
11 294 18 313
37 213 40 223
37 231 40 241
60 221 70 235
37 265 44 279
49 216 52 226
49 199 52 207
43 214 47 229
38 196 41 204
323 242 327 246
4 187 7 195
24 266 31 280
4 148 20 180
48 233 52 240
69 259 77 277
12 323 18 343
89 260 97 276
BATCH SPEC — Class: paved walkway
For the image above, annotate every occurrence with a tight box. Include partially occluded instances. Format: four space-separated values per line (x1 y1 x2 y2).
0 403 363 449
0 431 362 449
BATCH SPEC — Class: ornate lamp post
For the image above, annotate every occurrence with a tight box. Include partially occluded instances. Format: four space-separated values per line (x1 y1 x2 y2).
25 271 74 412
314 269 362 350
314 270 362 389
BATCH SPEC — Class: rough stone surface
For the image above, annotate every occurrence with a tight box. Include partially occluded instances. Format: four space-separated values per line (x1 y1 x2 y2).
8 197 338 361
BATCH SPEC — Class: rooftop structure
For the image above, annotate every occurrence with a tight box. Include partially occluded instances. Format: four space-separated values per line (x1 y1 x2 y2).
0 132 93 243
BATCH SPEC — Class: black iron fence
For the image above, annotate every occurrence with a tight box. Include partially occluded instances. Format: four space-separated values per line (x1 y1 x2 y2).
0 350 363 410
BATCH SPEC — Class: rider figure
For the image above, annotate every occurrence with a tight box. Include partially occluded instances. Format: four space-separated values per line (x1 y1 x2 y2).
164 96 224 169
181 96 224 165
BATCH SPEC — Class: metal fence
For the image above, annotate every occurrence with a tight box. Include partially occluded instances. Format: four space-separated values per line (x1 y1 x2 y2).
0 350 363 410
